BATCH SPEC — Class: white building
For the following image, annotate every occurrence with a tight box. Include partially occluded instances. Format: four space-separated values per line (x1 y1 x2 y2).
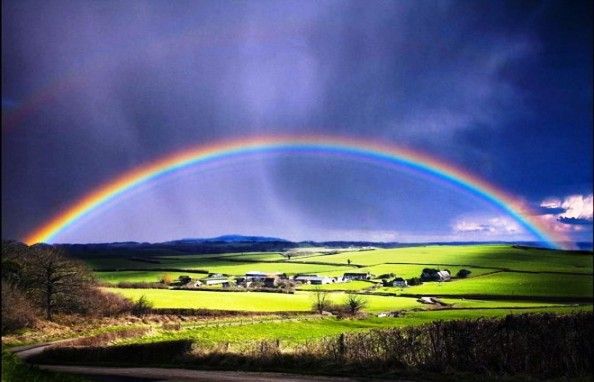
294 275 334 285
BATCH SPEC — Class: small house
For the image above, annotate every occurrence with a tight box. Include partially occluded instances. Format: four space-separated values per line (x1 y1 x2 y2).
246 271 268 282
436 270 451 281
263 277 280 288
342 272 371 281
204 275 230 286
392 277 408 287
420 268 450 282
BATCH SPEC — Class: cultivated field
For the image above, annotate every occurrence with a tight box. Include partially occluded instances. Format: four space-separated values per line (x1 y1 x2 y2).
92 244 592 312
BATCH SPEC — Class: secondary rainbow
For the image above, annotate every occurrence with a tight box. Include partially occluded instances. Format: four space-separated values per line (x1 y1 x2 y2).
24 135 567 248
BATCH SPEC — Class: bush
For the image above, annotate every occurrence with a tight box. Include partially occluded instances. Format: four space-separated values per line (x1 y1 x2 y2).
29 340 193 365
160 273 174 284
117 281 169 289
456 269 471 278
2 351 85 382
77 288 134 316
1 281 37 334
344 294 367 314
377 273 394 279
407 277 423 286
131 295 153 316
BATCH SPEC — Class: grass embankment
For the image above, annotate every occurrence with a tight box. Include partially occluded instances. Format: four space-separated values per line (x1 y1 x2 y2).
112 305 592 347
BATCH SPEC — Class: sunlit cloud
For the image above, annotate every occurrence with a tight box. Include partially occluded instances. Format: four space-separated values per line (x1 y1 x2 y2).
452 216 522 236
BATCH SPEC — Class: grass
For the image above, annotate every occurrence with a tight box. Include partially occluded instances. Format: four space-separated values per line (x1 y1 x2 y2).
89 245 592 313
106 287 423 312
2 351 87 382
298 245 593 273
113 305 592 347
96 270 197 284
383 272 594 299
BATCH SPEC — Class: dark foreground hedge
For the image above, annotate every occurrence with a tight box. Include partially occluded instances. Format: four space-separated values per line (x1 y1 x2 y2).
30 340 193 365
29 312 593 378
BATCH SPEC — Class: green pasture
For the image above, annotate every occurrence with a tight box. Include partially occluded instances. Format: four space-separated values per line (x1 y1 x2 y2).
114 305 592 347
106 288 423 312
381 272 593 299
95 271 194 284
196 261 352 276
298 245 593 273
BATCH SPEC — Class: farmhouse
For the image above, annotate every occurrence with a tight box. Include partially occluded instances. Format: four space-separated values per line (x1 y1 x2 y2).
436 270 451 281
245 271 268 282
343 272 371 281
203 275 231 286
263 277 280 287
420 268 451 282
392 277 408 287
246 271 285 282
294 275 334 285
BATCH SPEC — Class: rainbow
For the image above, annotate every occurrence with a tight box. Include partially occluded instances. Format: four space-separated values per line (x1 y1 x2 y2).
24 135 566 248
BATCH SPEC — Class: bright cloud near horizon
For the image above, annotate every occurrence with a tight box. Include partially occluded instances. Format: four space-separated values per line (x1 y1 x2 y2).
1 1 592 245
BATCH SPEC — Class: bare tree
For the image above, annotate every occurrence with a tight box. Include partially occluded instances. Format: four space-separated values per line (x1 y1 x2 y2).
21 246 93 320
312 286 331 313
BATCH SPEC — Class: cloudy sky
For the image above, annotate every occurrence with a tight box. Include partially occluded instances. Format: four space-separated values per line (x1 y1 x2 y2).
2 0 592 244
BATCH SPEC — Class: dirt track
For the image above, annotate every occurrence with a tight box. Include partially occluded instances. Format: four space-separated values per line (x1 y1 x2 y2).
13 342 397 382
39 365 375 382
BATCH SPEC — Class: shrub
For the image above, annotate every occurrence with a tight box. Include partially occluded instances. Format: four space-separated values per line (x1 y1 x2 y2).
131 295 153 316
30 340 194 365
117 281 168 289
456 269 471 278
407 277 423 286
160 273 174 284
344 293 367 314
1 281 37 334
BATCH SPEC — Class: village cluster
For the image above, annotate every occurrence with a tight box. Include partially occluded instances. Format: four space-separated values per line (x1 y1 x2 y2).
174 267 457 290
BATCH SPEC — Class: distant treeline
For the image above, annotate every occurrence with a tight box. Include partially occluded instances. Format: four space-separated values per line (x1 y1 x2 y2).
31 312 593 379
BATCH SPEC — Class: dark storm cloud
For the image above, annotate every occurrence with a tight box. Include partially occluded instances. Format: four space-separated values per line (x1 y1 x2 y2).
533 205 567 216
1 0 592 243
558 217 593 226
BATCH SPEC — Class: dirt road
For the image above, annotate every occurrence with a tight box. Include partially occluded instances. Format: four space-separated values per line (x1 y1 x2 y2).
12 343 392 382
39 365 373 382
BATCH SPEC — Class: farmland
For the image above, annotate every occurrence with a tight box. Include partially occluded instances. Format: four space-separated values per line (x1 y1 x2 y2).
81 244 593 337
4 243 593 380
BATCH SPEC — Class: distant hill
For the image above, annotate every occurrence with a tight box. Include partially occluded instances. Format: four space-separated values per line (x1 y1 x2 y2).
5 237 590 259
165 235 291 244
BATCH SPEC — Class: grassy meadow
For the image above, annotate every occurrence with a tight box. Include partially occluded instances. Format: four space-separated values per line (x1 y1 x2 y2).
65 245 594 357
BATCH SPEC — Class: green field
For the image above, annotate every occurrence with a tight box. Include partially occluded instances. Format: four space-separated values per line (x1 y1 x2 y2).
297 245 593 273
113 305 592 347
382 272 593 299
358 263 499 279
91 245 592 315
105 288 423 312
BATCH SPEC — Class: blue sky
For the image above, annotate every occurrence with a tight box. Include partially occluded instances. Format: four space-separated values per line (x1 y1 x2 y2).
2 0 592 244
